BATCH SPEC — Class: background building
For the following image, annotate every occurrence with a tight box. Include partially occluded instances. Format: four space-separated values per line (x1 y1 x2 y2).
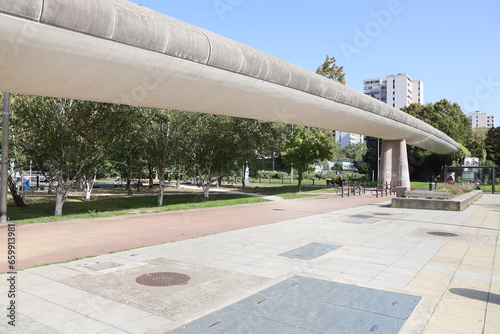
334 131 364 148
364 73 424 109
467 111 495 128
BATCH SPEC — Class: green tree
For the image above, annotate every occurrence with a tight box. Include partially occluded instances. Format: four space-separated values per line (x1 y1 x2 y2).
467 127 489 163
402 100 471 179
403 100 471 143
143 108 189 206
282 126 335 191
184 113 240 198
485 127 500 166
316 55 346 84
343 142 367 161
11 95 130 216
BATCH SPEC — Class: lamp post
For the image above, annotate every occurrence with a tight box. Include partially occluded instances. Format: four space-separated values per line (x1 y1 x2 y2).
1 92 10 223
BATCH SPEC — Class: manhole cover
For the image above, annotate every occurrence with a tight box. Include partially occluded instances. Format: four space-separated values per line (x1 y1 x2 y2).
427 232 458 237
135 272 190 287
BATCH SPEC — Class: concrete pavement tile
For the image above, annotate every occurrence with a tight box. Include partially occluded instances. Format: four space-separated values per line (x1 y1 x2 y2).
335 273 372 284
42 289 117 315
61 316 114 333
17 297 57 316
21 280 74 297
422 265 455 276
355 261 388 271
29 305 82 330
383 265 419 277
258 268 289 279
449 276 492 290
456 264 493 275
305 268 339 279
97 328 130 334
421 325 460 334
485 309 500 327
425 312 484 334
441 291 490 309
315 260 351 273
373 272 414 287
455 269 493 282
0 314 59 334
26 265 83 280
435 300 487 321
343 266 380 278
368 278 408 290
391 260 426 271
365 256 397 266
484 324 500 334
92 303 153 326
11 271 52 287
404 284 444 298
233 264 270 276
427 256 463 268
118 314 172 334
409 271 452 291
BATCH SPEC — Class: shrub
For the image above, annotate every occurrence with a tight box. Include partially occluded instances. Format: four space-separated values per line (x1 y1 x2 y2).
437 182 476 197
255 170 289 179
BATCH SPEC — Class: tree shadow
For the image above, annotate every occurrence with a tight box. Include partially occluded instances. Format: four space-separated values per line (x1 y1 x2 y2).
449 288 500 305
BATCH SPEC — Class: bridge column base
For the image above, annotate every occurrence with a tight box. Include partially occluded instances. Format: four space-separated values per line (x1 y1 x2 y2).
379 139 410 189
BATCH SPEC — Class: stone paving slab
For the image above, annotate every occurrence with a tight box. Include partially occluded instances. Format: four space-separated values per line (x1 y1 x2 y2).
0 193 498 333
169 275 420 334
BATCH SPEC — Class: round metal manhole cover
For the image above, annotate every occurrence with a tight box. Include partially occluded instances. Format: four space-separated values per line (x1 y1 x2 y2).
135 272 190 287
427 232 458 237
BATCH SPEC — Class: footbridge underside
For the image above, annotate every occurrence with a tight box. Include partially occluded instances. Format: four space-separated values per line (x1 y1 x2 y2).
0 0 459 187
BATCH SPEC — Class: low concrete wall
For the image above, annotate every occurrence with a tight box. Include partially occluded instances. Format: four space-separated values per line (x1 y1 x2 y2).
391 190 483 211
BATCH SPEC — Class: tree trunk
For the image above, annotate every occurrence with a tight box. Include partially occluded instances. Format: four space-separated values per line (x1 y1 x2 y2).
125 156 132 190
203 184 210 198
83 174 96 202
157 168 165 206
176 172 181 189
242 161 247 188
7 175 28 207
297 171 303 192
217 176 223 187
137 170 142 192
54 183 71 216
148 164 154 188
157 179 164 206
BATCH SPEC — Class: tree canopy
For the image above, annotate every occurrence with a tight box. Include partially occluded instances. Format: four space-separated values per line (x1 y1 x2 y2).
282 126 335 191
315 55 346 84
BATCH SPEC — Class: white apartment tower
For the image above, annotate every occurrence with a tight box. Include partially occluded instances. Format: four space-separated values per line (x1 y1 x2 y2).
467 111 495 128
334 131 365 148
364 73 424 109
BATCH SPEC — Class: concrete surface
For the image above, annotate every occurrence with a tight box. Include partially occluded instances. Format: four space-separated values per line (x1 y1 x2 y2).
392 190 484 211
0 193 498 333
0 0 458 154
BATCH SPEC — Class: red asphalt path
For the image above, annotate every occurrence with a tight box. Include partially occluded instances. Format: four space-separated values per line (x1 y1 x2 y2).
0 194 392 271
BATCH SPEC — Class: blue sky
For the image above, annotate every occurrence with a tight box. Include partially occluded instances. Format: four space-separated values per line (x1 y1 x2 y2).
130 0 500 124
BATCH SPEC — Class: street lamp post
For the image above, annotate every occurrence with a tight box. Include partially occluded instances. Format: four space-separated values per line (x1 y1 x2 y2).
1 92 10 223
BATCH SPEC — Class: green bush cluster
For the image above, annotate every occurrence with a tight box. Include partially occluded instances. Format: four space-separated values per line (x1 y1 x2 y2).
437 182 476 196
255 170 289 179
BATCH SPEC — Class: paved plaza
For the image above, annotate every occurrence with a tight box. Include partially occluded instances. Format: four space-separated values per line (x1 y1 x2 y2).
0 193 499 333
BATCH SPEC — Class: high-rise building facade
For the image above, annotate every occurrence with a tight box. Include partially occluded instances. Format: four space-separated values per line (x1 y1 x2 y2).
364 73 424 109
467 111 495 128
334 131 365 148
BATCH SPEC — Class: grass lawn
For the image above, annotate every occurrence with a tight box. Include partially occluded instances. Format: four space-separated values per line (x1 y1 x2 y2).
8 193 267 224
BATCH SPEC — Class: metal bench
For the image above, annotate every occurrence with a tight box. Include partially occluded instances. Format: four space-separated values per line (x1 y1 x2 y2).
404 190 450 200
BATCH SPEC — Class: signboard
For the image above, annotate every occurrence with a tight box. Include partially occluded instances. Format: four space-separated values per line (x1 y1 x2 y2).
463 157 479 166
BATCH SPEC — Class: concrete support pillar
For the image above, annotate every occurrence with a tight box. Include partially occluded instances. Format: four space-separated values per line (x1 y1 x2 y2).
379 139 410 189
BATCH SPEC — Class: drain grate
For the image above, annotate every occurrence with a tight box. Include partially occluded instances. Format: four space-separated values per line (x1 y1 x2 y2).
427 231 458 237
135 272 190 287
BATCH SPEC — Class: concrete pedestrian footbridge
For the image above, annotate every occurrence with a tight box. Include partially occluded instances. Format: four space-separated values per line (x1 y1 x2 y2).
0 0 459 186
